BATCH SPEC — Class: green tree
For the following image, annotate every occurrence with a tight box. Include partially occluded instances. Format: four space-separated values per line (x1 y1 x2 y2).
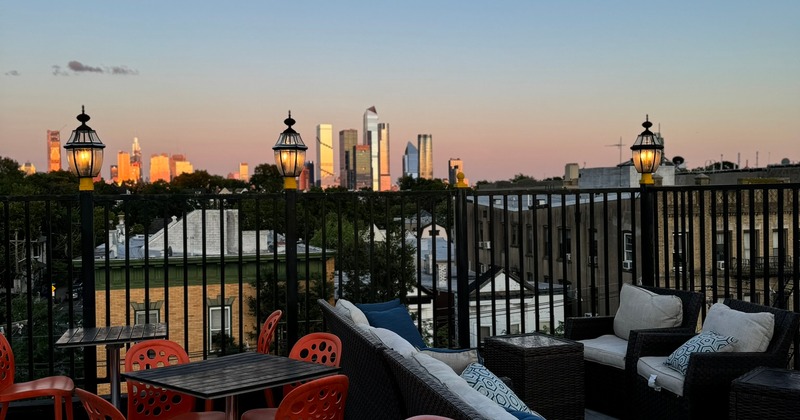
249 164 284 193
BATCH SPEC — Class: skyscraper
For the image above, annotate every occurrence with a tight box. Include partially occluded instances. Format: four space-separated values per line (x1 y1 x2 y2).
131 137 143 182
46 130 61 172
117 151 131 184
363 106 379 190
170 154 193 178
316 124 335 189
448 158 465 185
110 165 119 184
353 145 371 190
338 129 358 189
378 122 391 191
239 163 249 182
403 141 419 179
418 134 433 180
149 153 170 182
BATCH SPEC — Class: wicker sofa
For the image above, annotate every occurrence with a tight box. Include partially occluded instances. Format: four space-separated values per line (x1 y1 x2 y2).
318 299 489 420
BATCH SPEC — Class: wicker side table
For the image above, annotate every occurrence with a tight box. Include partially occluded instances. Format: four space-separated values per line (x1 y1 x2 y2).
484 333 584 420
730 367 800 420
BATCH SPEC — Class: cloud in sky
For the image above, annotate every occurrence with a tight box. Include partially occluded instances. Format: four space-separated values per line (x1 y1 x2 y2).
68 60 103 73
53 60 139 75
4 70 20 76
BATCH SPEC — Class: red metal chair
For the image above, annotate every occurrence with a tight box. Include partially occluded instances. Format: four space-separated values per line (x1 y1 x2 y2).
258 310 283 407
281 332 342 397
0 332 74 420
257 310 283 355
125 339 224 420
240 374 349 420
75 387 125 420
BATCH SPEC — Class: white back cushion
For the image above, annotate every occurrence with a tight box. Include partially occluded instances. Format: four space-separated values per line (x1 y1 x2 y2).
335 299 369 325
613 284 683 340
702 303 774 352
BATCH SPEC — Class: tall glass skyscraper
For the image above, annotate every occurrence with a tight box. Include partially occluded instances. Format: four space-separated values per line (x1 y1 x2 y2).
353 144 371 190
418 134 433 180
378 122 391 191
403 141 419 179
363 106 379 190
339 129 358 189
316 124 334 188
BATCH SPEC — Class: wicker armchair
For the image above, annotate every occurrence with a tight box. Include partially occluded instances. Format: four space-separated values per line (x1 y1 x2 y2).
563 285 703 419
630 299 800 419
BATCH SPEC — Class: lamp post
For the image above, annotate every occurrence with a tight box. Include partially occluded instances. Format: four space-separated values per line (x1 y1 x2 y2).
272 111 307 349
63 106 105 392
630 115 663 287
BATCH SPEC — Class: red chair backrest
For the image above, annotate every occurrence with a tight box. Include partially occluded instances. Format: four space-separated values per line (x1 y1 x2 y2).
257 310 283 354
125 339 195 420
75 387 125 420
0 333 15 392
289 332 342 367
283 332 342 396
276 374 348 420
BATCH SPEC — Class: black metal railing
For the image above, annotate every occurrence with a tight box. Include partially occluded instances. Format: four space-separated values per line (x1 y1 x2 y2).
2 182 799 391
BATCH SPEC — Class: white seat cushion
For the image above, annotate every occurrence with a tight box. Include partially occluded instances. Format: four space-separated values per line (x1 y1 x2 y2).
614 284 683 340
580 334 629 369
702 303 774 353
637 356 685 397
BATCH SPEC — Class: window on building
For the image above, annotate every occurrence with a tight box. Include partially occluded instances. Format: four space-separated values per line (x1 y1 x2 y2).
772 229 788 256
511 222 519 247
588 229 598 267
134 309 160 325
479 326 491 341
743 230 759 261
510 323 520 334
209 305 232 351
673 231 686 272
526 224 533 255
715 231 731 263
558 227 572 260
543 225 551 258
478 222 484 242
623 232 633 262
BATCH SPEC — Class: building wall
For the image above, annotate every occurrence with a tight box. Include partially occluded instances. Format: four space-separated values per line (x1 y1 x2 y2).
47 130 61 172
378 123 391 191
149 153 170 182
418 134 433 180
363 107 379 191
338 129 358 189
316 124 335 188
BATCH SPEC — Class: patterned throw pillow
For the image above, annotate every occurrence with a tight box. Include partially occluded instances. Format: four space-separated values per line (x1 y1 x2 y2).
664 331 737 375
460 362 533 414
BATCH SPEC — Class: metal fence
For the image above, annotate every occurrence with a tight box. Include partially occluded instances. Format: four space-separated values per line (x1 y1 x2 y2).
1 182 798 391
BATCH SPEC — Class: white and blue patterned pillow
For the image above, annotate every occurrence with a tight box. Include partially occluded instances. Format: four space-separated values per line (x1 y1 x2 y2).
460 362 533 414
664 331 737 375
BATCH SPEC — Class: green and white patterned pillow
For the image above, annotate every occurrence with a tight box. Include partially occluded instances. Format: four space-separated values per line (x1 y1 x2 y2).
460 362 533 414
664 331 737 375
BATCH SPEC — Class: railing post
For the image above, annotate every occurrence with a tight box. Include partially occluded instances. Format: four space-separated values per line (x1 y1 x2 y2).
640 184 655 287
455 173 470 349
285 188 298 350
80 190 97 392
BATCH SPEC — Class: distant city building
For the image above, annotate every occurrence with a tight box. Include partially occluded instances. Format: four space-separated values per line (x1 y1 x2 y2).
316 124 335 188
170 154 193 179
131 137 143 181
239 162 249 182
418 134 433 179
363 106 379 190
448 158 465 185
117 151 131 184
19 161 36 175
339 129 358 189
403 142 419 179
46 130 61 172
110 165 119 184
149 153 170 182
353 144 371 190
378 122 391 191
299 161 314 191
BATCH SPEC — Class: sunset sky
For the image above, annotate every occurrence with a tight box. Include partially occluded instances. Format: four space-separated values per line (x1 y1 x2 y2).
1 1 798 183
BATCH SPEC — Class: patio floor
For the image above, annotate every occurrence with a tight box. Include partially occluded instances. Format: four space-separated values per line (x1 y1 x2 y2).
586 408 618 419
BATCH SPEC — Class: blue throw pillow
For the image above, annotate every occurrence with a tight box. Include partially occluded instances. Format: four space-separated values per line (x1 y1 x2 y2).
363 305 426 349
504 407 546 420
355 298 402 314
664 330 737 375
461 362 533 414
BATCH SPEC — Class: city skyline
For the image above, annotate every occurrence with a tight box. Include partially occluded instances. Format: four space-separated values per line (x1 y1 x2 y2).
1 2 798 182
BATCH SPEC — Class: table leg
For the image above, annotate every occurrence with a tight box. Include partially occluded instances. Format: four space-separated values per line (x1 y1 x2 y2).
107 344 123 409
225 395 238 420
